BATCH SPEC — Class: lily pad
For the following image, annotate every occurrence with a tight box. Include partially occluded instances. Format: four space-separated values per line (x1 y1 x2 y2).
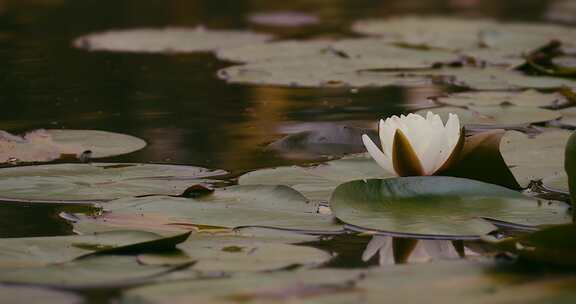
418 106 560 128
351 17 576 54
0 286 82 304
542 173 569 194
248 11 320 27
500 129 571 187
0 163 226 203
122 259 576 303
239 154 392 201
330 177 570 239
434 90 568 108
0 129 146 163
0 230 190 267
0 255 194 290
139 234 330 273
73 185 342 234
73 27 272 54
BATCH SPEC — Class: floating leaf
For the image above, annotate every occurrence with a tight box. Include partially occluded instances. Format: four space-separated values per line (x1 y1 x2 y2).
123 259 576 303
248 11 320 27
73 27 272 54
330 177 570 239
500 129 571 187
140 233 330 273
73 185 342 234
0 285 82 304
0 163 226 203
0 255 195 290
239 154 392 201
434 90 568 108
0 230 189 267
0 129 146 163
418 106 560 129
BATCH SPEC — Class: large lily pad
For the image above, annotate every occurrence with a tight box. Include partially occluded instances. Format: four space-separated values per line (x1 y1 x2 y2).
0 129 146 163
417 106 560 129
0 163 226 203
73 27 272 54
122 259 576 303
0 255 195 290
74 185 342 234
500 129 571 187
351 17 576 54
139 234 331 273
0 286 82 304
330 177 570 239
239 154 392 201
0 230 190 267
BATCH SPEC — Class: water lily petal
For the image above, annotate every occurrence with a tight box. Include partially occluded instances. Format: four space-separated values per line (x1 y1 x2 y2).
362 134 395 174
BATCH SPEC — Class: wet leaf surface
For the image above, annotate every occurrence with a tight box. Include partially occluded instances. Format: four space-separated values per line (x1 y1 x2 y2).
0 163 227 203
330 177 570 239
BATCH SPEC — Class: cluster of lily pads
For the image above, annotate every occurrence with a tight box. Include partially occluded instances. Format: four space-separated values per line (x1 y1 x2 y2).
3 16 576 303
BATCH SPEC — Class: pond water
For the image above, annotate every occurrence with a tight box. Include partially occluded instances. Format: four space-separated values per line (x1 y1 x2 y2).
1 0 575 302
0 0 555 238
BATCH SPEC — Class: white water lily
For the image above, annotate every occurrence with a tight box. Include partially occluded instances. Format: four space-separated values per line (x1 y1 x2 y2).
362 112 464 176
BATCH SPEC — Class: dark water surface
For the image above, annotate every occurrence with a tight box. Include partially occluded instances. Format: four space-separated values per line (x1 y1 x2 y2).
0 0 558 236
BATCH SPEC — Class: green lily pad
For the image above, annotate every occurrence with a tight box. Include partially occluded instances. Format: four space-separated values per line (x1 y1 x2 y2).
488 224 576 267
239 154 392 201
0 286 82 304
434 90 568 108
122 259 576 303
139 234 330 273
330 177 570 239
500 129 571 187
74 27 272 54
556 107 576 128
0 163 226 203
0 230 189 267
0 129 146 163
74 185 342 234
0 255 195 290
417 106 560 129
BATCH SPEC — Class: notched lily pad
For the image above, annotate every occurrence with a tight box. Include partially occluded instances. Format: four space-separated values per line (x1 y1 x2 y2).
500 129 572 188
0 163 227 203
0 129 146 163
74 27 272 54
0 230 190 267
72 185 342 234
330 176 570 239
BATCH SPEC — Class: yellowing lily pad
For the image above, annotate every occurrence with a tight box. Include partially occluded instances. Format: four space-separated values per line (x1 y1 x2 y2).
330 177 570 239
140 234 330 273
0 163 226 203
74 27 272 54
500 129 572 187
417 106 560 128
0 286 82 304
239 154 392 201
434 90 568 108
0 129 146 163
74 185 342 234
0 230 190 268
